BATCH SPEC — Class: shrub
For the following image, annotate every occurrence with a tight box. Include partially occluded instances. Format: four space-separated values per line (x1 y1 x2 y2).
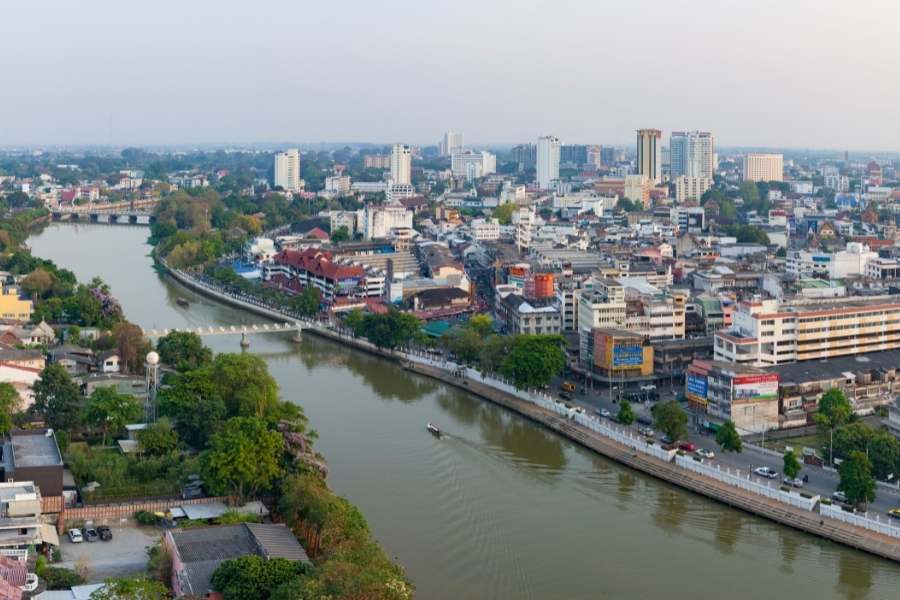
134 510 159 526
42 567 85 590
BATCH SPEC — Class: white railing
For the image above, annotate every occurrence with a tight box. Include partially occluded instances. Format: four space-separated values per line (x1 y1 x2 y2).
819 502 900 538
0 548 27 563
675 454 820 511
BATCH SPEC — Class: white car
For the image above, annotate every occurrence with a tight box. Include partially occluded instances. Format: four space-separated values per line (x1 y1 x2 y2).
783 476 804 488
68 528 83 543
695 448 715 459
600 409 611 418
754 467 778 479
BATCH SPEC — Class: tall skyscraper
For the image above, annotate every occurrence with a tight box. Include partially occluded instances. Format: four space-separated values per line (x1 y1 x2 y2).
536 135 560 189
670 131 714 179
274 148 301 192
635 129 662 184
439 132 463 156
391 144 412 185
743 153 783 182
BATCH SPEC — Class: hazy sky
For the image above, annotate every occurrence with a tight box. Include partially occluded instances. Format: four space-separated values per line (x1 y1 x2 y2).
2 0 898 150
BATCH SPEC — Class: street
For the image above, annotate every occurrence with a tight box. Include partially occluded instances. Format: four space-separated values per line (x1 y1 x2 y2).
555 378 900 518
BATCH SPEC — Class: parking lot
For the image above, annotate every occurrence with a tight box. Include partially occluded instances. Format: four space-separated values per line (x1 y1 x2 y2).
58 522 163 582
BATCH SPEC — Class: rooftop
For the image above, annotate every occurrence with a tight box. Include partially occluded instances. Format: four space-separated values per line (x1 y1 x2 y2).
771 348 900 384
9 430 63 469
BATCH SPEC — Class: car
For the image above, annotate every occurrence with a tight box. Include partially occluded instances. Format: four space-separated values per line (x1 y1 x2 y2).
754 467 778 479
678 442 697 452
639 427 655 437
660 434 673 444
84 528 99 542
695 448 715 459
832 491 849 504
636 415 653 426
887 508 900 520
559 391 572 401
600 409 611 418
97 526 112 541
68 529 83 543
783 476 804 488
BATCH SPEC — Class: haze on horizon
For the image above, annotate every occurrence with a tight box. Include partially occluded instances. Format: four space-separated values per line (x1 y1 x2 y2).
2 0 898 151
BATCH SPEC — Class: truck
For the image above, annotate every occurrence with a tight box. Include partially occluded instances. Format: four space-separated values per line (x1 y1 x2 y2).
561 381 576 393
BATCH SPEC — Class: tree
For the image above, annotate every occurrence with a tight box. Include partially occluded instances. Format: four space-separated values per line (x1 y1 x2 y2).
652 400 688 442
715 420 742 453
137 417 180 456
499 335 566 389
20 268 53 302
202 417 283 501
0 383 20 436
33 363 82 431
291 286 321 316
356 311 421 350
83 387 143 446
157 368 226 448
88 576 168 600
617 197 642 212
440 327 483 364
211 555 308 600
467 314 493 336
211 353 280 418
109 322 152 374
478 335 514 374
331 225 350 242
838 450 876 508
156 331 212 371
616 399 635 425
783 450 802 480
816 388 853 431
492 203 516 225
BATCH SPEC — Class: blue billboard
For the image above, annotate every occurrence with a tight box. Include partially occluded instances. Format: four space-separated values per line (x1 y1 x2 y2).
686 373 708 399
612 345 643 367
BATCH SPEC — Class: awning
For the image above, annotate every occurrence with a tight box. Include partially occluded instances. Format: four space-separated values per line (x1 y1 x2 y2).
39 523 60 547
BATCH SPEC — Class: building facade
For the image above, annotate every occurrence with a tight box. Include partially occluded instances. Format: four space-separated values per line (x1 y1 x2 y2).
274 149 301 192
674 176 712 203
536 135 561 189
743 153 783 182
390 144 412 185
669 131 714 179
636 129 662 184
439 132 464 156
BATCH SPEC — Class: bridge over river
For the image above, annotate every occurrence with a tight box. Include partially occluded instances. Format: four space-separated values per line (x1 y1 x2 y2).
51 199 159 225
142 320 302 348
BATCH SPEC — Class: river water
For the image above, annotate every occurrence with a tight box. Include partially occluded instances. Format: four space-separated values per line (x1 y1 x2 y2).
29 224 900 599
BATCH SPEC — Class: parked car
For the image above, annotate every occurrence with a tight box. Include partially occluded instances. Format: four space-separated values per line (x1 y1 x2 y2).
68 529 83 543
97 526 113 541
832 491 849 504
678 442 697 453
887 508 900 520
754 467 778 479
639 427 655 437
559 391 572 401
783 476 804 488
84 528 99 542
599 409 611 419
695 448 715 459
636 415 653 426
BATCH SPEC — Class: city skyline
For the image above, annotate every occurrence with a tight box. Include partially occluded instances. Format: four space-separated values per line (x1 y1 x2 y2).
1 1 899 151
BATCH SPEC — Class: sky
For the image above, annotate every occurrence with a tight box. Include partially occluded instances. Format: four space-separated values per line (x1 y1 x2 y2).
1 0 898 150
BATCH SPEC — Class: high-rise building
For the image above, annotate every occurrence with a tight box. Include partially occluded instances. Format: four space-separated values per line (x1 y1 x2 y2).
674 176 712 203
670 131 714 179
439 132 464 156
390 144 412 185
636 129 662 184
451 150 496 180
536 135 560 189
511 144 536 168
586 145 602 168
600 146 617 167
743 153 783 182
274 149 301 192
560 144 588 166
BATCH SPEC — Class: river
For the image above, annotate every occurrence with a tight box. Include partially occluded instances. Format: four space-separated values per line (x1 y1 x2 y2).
28 223 900 600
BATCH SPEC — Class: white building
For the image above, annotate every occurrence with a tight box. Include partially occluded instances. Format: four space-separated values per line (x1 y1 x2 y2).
451 151 496 180
324 175 351 196
386 183 415 202
513 207 537 251
743 153 783 182
674 176 712 203
536 136 560 190
786 242 877 279
363 202 413 240
439 132 464 156
330 210 363 237
390 144 412 185
274 149 301 192
669 131 714 179
471 218 501 241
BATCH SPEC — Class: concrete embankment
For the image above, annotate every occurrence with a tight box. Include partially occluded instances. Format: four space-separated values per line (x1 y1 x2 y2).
159 261 900 563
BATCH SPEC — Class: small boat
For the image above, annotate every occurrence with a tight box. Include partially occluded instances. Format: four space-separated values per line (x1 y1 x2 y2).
426 423 441 437
176 297 190 308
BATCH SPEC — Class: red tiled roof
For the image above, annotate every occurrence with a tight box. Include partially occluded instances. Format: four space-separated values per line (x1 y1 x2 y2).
273 248 364 280
304 227 330 241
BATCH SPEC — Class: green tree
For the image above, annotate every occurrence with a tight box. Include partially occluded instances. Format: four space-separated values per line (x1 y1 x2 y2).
499 335 566 389
617 399 635 425
211 353 280 418
83 387 143 446
211 555 308 600
88 576 168 600
157 368 226 448
440 326 483 364
816 388 853 430
0 383 20 436
20 268 54 301
467 314 493 336
652 400 688 442
478 335 514 374
617 197 642 212
33 363 82 431
291 286 321 316
357 311 421 350
715 420 742 453
492 203 516 225
156 331 212 371
330 225 350 242
783 450 802 480
837 450 876 508
202 417 283 501
137 417 180 456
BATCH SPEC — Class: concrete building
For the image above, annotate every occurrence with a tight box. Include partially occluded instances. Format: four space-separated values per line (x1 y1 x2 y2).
536 135 560 189
451 151 496 179
0 287 32 322
577 280 627 363
686 360 779 434
636 129 662 184
363 202 413 239
715 296 900 366
743 153 783 182
274 149 301 192
363 154 391 169
785 242 877 279
669 131 714 179
623 175 651 208
0 480 54 550
674 176 712 203
671 206 706 233
439 132 464 156
495 292 561 335
1 429 64 498
390 144 412 186
329 210 362 238
591 328 654 379
324 175 351 196
514 207 536 251
470 218 500 241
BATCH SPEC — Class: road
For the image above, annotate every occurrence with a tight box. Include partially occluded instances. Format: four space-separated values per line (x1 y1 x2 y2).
555 378 900 518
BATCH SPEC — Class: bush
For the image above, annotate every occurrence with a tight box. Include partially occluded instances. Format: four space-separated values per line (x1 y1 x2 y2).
134 510 159 526
41 567 85 590
780 485 791 493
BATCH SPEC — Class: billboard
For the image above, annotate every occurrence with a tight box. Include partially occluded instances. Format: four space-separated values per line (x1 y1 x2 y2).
612 344 644 367
686 373 708 400
732 374 778 403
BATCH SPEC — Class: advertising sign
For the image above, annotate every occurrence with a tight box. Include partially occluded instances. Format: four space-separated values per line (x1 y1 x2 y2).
732 374 778 403
612 344 643 367
686 373 708 400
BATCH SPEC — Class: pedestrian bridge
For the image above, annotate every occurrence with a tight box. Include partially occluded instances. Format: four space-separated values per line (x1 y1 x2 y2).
52 199 160 225
142 321 302 348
